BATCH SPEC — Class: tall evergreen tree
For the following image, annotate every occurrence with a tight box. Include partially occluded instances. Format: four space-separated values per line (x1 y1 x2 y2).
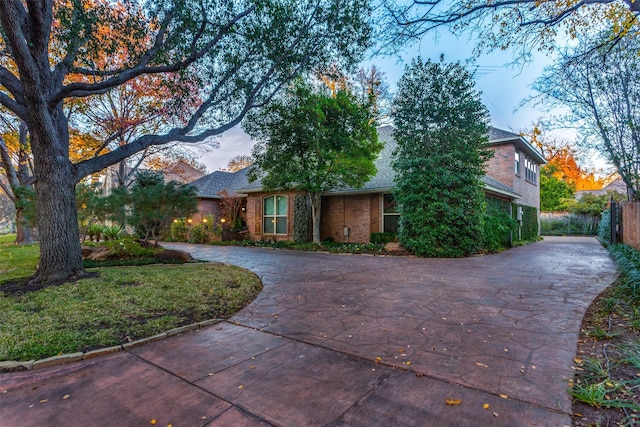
392 57 491 257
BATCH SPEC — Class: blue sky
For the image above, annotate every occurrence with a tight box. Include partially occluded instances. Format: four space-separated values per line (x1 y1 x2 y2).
201 32 558 172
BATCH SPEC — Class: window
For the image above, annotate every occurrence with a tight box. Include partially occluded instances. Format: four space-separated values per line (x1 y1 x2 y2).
383 194 400 233
524 156 537 183
263 195 288 234
514 151 520 175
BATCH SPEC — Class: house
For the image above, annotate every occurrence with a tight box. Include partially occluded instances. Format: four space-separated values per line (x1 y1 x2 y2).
575 177 629 201
101 160 205 193
189 125 546 243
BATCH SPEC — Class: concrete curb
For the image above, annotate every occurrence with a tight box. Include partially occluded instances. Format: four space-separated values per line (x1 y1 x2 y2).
0 319 224 373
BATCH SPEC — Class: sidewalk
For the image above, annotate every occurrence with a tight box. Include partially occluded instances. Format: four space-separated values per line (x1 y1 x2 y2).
0 237 617 426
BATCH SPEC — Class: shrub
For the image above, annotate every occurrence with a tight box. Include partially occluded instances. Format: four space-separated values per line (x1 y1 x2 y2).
598 209 611 244
102 225 125 241
483 210 516 252
188 224 211 244
86 223 104 242
370 232 397 244
102 237 158 258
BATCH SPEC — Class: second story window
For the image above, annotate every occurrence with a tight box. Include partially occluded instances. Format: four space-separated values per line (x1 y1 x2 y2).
514 151 520 175
524 156 537 183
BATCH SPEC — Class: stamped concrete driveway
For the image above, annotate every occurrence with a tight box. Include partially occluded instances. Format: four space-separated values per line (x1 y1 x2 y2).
1 237 617 426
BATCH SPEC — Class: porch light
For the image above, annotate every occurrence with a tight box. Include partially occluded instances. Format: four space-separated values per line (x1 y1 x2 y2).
173 219 178 223
202 218 208 223
221 218 226 224
187 218 192 224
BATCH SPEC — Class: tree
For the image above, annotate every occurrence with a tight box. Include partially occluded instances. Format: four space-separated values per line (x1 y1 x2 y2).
127 171 197 244
0 122 36 244
220 155 253 173
391 57 491 257
381 0 639 62
526 124 606 191
532 31 640 201
0 0 371 285
244 80 381 244
540 164 576 212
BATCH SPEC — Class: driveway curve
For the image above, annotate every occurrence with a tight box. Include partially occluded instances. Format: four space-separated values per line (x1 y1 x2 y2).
1 237 617 426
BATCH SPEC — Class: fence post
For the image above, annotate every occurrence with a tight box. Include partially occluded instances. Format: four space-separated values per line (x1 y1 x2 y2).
610 200 617 245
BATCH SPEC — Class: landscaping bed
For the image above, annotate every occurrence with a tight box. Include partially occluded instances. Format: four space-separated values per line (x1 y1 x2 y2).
571 244 640 426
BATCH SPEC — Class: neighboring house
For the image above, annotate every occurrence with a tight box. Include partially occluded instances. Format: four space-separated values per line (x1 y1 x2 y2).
101 160 205 193
575 177 628 200
190 125 546 243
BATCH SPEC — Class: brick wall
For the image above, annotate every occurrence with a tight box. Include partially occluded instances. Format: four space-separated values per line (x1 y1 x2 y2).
486 144 540 210
194 198 221 223
486 144 515 188
320 194 373 243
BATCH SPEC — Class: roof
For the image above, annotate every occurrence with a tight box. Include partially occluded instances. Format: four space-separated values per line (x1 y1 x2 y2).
196 125 528 200
189 167 252 198
163 161 206 184
488 127 546 165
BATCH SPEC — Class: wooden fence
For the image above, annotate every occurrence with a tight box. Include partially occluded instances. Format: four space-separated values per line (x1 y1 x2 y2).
622 202 640 250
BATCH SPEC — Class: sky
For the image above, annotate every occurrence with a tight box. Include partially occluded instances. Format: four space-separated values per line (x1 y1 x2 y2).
200 31 559 173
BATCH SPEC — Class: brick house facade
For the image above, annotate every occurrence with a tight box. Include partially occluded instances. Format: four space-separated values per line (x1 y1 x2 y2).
190 125 545 243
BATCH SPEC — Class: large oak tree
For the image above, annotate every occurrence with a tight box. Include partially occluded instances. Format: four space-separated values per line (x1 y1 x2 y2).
0 0 371 284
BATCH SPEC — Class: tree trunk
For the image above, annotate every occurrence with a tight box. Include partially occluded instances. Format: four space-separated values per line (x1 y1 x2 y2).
14 207 35 245
28 111 86 285
310 191 322 244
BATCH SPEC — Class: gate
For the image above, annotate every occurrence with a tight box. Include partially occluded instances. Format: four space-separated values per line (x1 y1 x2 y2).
610 200 622 245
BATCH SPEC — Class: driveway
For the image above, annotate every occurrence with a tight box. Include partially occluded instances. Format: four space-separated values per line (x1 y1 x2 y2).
1 237 617 426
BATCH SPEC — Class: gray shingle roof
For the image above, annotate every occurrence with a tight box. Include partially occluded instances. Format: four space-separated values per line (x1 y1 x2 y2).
190 165 255 198
196 124 532 200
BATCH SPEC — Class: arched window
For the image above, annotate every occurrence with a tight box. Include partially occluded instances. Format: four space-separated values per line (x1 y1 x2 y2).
263 195 288 234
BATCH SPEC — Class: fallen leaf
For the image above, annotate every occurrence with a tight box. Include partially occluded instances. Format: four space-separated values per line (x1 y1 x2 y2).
39 399 48 404
475 362 489 368
573 357 583 364
493 412 499 417
499 394 508 399
150 420 157 425
375 357 382 363
403 361 412 365
201 416 207 420
62 395 70 400
238 385 244 390
445 398 462 405
483 403 490 409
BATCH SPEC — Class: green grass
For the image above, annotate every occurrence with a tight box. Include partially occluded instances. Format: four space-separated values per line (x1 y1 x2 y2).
0 235 262 362
1 264 262 361
0 234 40 281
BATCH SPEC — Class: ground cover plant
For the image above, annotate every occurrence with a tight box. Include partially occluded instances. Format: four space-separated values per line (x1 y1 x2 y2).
572 243 640 426
208 239 388 255
0 235 262 362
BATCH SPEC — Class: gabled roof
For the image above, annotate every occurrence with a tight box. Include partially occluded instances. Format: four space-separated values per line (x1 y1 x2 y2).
488 127 546 165
189 167 251 198
196 125 528 200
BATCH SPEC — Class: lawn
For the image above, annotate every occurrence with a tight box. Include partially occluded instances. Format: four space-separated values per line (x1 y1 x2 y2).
0 235 262 362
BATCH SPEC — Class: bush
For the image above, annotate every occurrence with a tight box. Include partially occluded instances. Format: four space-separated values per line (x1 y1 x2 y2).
86 223 104 242
608 244 640 304
598 209 611 244
102 237 158 258
102 225 125 241
370 232 397 244
483 210 516 252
